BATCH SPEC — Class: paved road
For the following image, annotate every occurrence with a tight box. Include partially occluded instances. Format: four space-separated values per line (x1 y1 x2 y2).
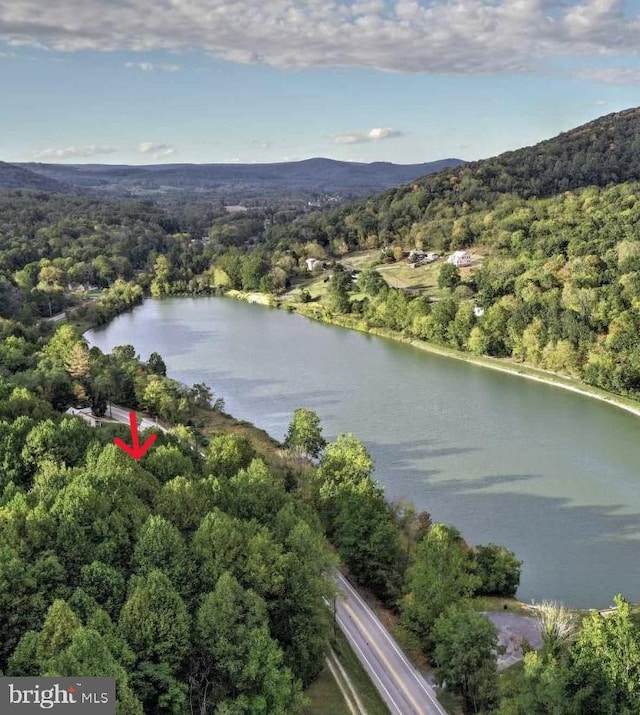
109 404 165 434
44 311 66 323
334 572 447 715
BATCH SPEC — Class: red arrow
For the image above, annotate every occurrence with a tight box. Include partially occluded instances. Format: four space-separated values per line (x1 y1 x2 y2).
113 411 157 461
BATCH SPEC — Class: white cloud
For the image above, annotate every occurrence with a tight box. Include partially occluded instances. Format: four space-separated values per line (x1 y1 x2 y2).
333 134 363 145
333 127 403 144
138 142 176 159
125 61 180 72
1 1 640 74
367 127 401 140
573 67 640 84
33 145 118 160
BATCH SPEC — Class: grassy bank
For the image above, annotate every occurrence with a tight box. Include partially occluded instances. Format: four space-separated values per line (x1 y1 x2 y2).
305 664 353 715
330 629 391 715
226 288 276 306
192 406 285 461
304 629 392 714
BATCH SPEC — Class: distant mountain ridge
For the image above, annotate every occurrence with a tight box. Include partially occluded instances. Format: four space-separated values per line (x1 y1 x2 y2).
0 161 69 192
10 157 464 198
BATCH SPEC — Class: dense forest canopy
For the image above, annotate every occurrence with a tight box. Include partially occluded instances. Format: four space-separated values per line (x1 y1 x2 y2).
2 106 640 713
0 364 335 713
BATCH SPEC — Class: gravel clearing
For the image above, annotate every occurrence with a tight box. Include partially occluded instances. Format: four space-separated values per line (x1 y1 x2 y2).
484 612 543 670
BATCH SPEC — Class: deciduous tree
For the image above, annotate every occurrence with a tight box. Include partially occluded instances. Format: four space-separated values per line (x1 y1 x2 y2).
284 408 326 459
401 524 479 651
432 604 500 714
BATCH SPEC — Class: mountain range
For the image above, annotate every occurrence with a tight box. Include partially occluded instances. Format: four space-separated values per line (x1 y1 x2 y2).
0 161 68 192
1 157 464 199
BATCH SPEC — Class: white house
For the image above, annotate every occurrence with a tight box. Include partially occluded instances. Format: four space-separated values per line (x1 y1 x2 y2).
305 258 325 272
473 305 485 318
448 250 472 267
65 406 101 427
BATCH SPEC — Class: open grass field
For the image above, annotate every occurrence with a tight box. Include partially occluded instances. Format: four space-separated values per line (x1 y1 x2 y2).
475 596 536 617
339 249 380 270
376 249 485 293
283 247 487 306
377 259 444 292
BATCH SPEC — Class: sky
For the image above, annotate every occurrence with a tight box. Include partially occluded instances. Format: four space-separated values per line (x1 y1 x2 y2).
2 0 640 166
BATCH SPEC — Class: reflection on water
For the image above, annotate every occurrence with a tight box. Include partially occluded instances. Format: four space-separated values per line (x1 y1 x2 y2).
87 297 640 608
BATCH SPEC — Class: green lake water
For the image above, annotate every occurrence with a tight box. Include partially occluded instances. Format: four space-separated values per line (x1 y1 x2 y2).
86 297 640 608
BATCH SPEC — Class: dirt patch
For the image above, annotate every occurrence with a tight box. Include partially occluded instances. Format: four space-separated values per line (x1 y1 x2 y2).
484 612 543 670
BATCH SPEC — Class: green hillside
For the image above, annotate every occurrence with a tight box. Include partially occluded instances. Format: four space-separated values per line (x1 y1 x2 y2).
275 107 640 252
265 108 640 399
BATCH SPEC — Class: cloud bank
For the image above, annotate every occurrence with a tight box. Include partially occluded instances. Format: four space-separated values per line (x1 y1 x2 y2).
33 145 118 160
138 142 175 159
2 1 640 74
125 62 180 72
573 67 640 84
333 127 403 144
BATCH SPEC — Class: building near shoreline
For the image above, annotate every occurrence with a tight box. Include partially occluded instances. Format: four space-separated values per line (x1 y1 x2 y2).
448 250 472 267
64 406 101 427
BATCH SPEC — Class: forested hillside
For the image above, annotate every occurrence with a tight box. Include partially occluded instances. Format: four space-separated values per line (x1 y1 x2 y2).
253 108 640 399
284 183 640 396
0 161 69 192
278 107 640 249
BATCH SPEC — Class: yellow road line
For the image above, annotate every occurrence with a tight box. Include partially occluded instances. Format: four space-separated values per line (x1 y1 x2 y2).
337 575 446 715
341 598 427 715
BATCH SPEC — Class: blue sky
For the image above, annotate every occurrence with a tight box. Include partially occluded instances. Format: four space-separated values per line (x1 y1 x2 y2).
2 0 640 165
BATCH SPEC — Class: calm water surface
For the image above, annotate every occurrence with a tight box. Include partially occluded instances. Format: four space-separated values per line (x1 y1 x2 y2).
87 297 640 608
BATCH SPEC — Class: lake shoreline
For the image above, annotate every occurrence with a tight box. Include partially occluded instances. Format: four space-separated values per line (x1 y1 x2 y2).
84 287 640 421
87 293 640 610
371 328 640 420
276 298 640 421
